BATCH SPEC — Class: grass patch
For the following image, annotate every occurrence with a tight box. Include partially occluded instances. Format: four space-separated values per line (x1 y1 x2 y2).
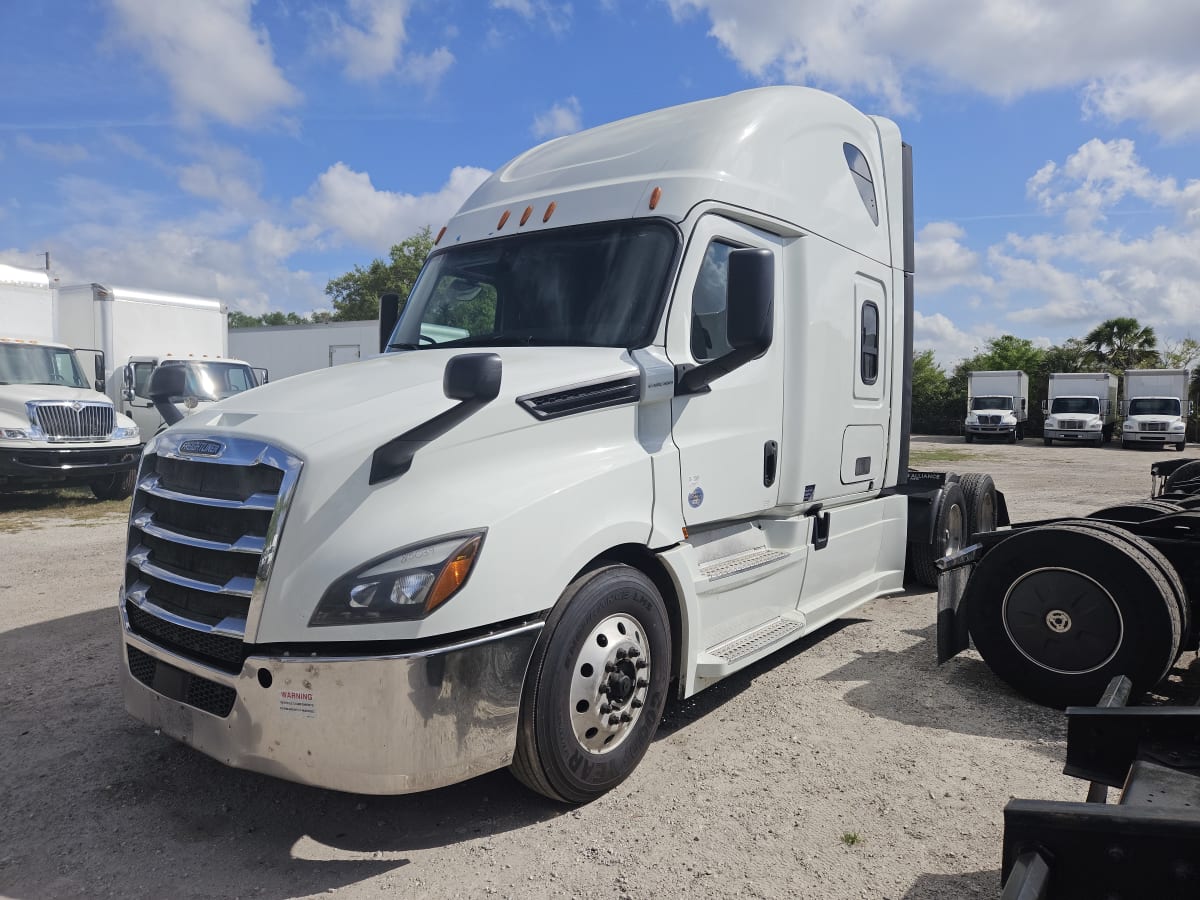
0 487 131 532
909 448 977 464
840 831 862 847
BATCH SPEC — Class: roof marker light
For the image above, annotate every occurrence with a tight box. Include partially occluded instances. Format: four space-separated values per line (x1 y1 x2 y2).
435 226 447 245
497 210 511 229
520 206 533 226
543 201 556 223
649 187 662 210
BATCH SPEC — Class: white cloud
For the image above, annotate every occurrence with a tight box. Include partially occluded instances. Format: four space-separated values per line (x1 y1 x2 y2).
491 0 573 34
16 134 89 164
321 0 453 86
664 0 1200 137
300 163 491 251
532 96 583 139
914 311 988 367
110 0 301 128
915 221 993 295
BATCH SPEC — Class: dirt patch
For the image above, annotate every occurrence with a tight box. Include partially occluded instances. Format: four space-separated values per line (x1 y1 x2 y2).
1 438 1196 899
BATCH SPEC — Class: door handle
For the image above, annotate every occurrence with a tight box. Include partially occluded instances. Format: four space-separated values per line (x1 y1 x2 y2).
763 440 778 487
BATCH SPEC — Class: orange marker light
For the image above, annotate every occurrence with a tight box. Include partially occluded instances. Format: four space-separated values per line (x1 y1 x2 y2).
543 201 556 223
649 186 662 210
435 226 447 245
497 210 511 229
520 206 533 226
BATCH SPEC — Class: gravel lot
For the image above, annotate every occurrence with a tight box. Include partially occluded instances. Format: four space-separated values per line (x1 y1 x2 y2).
2 437 1198 900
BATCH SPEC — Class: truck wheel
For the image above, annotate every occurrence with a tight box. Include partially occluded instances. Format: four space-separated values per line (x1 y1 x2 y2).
1177 441 1187 452
90 470 136 501
1165 460 1200 493
511 564 671 804
964 433 974 444
909 483 967 588
1121 439 1132 449
1043 437 1052 447
1016 424 1024 441
1007 429 1017 444
1087 500 1183 523
958 473 997 540
964 523 1181 708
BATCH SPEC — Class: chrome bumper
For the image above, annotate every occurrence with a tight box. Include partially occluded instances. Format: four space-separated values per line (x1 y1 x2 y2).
119 605 542 795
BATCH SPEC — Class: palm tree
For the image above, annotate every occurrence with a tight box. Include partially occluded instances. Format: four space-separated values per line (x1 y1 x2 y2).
1083 317 1158 374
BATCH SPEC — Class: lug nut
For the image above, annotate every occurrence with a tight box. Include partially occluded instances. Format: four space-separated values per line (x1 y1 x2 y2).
605 663 617 673
635 659 648 669
620 712 632 723
608 715 621 725
598 683 610 695
631 698 643 709
637 678 648 688
600 703 612 714
615 649 627 660
627 648 640 658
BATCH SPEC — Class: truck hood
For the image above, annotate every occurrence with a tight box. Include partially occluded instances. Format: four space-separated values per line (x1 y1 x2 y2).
969 408 1016 417
166 346 642 465
0 383 119 428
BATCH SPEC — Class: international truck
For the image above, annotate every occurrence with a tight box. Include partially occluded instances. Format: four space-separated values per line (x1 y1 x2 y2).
1043 372 1119 446
1121 368 1190 451
0 264 141 498
55 283 263 438
118 86 1005 803
963 370 1028 443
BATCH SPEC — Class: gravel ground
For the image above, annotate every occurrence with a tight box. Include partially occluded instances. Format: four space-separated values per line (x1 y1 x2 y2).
1 437 1197 900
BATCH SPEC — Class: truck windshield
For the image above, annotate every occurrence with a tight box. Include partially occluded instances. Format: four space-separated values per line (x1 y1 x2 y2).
389 220 679 350
0 343 89 388
971 396 1012 410
1051 397 1099 415
163 362 257 401
1129 398 1181 416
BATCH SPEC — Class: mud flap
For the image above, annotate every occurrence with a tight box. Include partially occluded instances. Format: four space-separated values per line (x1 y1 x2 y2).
936 544 980 664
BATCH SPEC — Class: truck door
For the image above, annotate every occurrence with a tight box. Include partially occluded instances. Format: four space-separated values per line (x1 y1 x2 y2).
124 357 160 436
667 216 785 526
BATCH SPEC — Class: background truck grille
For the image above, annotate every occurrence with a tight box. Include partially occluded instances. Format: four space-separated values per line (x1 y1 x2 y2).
28 401 114 440
1142 422 1169 432
981 415 1000 425
1059 419 1085 430
122 435 300 672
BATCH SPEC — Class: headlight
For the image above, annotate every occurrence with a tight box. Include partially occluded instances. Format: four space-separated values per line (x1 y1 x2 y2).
1124 421 1137 431
1089 421 1102 430
112 425 140 440
1170 422 1185 431
310 532 485 626
1 428 33 440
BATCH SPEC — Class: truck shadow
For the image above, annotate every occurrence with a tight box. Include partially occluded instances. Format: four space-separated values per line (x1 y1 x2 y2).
902 869 998 898
0 607 562 900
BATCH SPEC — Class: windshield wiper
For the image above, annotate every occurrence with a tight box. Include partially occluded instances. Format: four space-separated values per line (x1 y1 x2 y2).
387 342 421 350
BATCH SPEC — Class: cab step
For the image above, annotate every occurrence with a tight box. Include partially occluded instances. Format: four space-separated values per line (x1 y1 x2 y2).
695 615 805 679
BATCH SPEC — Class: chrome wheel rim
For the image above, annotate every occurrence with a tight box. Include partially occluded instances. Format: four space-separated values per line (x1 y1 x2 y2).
569 613 650 754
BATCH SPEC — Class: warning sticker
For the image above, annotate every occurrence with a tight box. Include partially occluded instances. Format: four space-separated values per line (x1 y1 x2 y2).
279 689 316 718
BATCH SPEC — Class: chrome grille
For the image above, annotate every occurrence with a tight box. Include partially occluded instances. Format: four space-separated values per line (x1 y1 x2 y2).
1142 422 1169 432
981 414 1001 425
27 400 114 441
123 434 301 669
1060 419 1085 430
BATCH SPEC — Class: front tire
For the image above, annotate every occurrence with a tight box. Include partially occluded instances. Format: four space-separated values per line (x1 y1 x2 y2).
511 564 671 804
1043 437 1052 446
90 469 135 501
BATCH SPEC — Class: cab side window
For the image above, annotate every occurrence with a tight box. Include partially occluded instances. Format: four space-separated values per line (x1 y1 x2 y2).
861 302 879 384
132 362 156 399
691 240 737 362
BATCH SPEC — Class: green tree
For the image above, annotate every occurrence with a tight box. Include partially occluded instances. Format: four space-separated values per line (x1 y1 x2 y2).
1082 316 1158 374
228 310 265 328
1159 336 1200 370
910 349 956 433
324 226 435 321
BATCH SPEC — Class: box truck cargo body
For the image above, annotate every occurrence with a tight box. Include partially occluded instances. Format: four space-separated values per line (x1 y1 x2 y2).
227 320 377 382
1044 372 1119 445
0 265 140 496
56 284 260 437
1121 369 1190 450
118 86 1006 802
964 370 1028 442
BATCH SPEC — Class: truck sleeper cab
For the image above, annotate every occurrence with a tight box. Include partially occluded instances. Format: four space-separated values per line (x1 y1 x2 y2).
118 87 990 802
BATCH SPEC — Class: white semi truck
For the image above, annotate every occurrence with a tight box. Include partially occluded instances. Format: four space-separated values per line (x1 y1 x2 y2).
118 87 1004 802
964 370 1028 443
1043 372 1119 446
55 283 263 437
0 264 141 497
1121 368 1190 451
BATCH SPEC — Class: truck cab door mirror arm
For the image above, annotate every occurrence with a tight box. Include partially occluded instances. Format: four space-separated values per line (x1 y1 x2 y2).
675 248 774 396
147 365 187 427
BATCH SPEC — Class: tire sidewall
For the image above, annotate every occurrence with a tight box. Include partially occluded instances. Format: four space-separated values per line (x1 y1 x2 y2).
531 566 671 802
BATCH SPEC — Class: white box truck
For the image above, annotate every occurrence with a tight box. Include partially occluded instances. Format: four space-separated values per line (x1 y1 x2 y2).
1043 372 1119 446
0 264 141 497
118 87 1005 802
964 370 1029 443
55 284 263 438
1121 369 1190 451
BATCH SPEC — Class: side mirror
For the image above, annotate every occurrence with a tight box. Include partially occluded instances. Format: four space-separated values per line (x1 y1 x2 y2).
147 366 186 426
379 293 401 354
93 352 106 394
252 367 269 386
444 352 502 403
676 248 774 396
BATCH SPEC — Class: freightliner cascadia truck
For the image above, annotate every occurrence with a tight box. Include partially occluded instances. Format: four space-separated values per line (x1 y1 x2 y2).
119 87 1002 802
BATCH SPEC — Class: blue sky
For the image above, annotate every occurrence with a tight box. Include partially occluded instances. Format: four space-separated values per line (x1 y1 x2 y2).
2 0 1198 366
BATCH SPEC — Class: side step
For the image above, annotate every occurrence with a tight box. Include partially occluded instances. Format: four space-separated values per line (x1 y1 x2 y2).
695 615 804 679
698 548 788 581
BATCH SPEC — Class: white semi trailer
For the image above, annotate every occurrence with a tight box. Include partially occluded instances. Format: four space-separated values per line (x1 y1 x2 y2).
1043 372 1119 446
964 370 1029 443
1121 368 1190 451
119 87 1004 802
0 264 141 497
56 284 262 437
